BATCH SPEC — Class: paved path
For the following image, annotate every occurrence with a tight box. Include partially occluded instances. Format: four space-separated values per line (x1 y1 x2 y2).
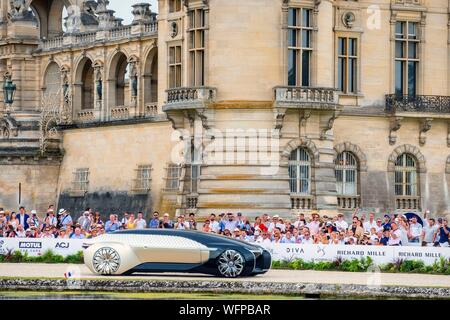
0 264 449 288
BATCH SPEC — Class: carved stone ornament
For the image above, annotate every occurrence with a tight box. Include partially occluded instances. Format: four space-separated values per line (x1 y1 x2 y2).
342 11 356 29
8 0 36 21
389 116 403 145
419 118 432 146
170 21 178 38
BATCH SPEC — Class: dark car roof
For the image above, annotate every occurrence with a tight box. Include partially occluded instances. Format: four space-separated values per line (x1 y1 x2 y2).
113 229 261 250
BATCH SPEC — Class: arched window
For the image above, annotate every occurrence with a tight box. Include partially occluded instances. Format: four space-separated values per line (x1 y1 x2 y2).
395 153 418 196
335 151 358 195
43 62 61 96
81 60 94 110
288 148 311 194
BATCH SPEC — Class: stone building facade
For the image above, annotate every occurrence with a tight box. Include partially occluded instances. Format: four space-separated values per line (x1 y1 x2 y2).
0 0 449 218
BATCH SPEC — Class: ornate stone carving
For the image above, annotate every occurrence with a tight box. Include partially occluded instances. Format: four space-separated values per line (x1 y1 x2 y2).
170 21 179 38
299 110 311 128
93 61 104 101
419 118 432 146
8 0 35 21
64 5 82 33
274 108 287 132
342 11 356 28
389 116 403 145
0 116 18 139
320 111 339 140
132 3 152 25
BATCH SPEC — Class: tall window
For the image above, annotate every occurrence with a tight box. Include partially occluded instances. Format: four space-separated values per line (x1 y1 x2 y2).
337 37 358 94
335 152 358 195
188 9 206 86
289 148 311 194
395 21 419 96
287 8 312 86
188 141 201 193
72 168 89 192
165 163 181 190
168 45 182 88
169 0 182 13
134 165 152 191
395 154 418 196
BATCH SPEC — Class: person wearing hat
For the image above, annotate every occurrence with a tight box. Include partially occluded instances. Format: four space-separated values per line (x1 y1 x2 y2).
268 215 285 233
59 209 73 228
17 206 30 230
335 213 348 232
307 212 321 236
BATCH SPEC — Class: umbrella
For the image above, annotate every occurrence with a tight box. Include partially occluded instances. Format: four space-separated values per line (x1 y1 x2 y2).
403 212 424 226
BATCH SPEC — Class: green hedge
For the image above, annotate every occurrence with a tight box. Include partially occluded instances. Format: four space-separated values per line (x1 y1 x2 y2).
0 250 84 264
271 256 450 275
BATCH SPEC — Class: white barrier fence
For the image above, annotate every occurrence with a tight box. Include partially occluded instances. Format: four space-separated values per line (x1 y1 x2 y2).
1 238 449 266
262 243 450 266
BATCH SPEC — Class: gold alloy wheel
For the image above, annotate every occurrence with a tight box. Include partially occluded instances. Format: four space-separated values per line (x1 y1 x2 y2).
92 247 121 275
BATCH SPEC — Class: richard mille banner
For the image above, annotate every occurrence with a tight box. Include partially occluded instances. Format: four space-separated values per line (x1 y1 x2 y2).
262 243 450 266
0 238 449 265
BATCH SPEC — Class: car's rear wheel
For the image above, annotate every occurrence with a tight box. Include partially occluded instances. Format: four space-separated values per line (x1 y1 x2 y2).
92 247 121 275
217 249 245 278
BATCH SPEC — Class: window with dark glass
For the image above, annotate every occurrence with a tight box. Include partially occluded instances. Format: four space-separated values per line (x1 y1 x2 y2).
394 154 418 196
188 9 206 86
169 0 182 13
337 37 358 94
288 148 311 194
395 21 419 96
168 45 182 88
287 8 312 86
335 152 358 195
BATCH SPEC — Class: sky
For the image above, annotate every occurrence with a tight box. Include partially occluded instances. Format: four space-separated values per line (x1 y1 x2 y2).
108 0 159 24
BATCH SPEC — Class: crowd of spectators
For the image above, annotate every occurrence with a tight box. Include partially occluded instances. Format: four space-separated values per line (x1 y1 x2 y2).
0 205 449 247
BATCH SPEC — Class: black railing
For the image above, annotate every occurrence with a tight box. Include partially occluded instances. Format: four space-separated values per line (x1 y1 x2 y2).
386 94 450 113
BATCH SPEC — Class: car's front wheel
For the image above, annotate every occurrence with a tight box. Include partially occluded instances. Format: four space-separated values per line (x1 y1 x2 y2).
217 249 245 278
92 247 121 275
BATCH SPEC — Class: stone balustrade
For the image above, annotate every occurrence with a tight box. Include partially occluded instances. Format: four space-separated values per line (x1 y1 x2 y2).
110 106 130 120
395 196 421 211
145 103 158 117
38 22 157 52
274 86 339 109
290 195 314 210
77 110 96 122
166 87 217 104
337 195 360 210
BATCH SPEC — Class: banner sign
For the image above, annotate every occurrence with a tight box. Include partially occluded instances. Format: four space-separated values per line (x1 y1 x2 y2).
0 238 83 257
262 243 450 266
1 238 449 266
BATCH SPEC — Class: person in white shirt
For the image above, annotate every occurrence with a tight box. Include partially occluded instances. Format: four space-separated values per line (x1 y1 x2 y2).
134 212 147 229
334 213 348 232
374 218 384 233
408 216 423 244
268 215 284 233
300 229 313 244
307 213 321 236
260 232 272 245
293 213 306 229
209 213 220 233
388 222 402 246
175 215 190 229
421 217 439 246
363 213 377 232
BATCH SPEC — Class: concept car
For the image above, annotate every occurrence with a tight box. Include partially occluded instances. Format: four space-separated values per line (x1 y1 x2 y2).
83 229 271 277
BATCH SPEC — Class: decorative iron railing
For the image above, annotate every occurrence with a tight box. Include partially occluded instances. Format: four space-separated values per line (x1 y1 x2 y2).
186 195 198 209
386 94 450 113
166 87 217 104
